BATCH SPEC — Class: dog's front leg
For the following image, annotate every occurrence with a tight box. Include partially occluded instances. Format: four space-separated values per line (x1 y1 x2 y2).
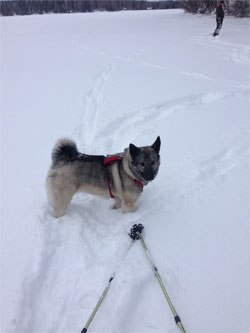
123 199 136 213
113 197 122 209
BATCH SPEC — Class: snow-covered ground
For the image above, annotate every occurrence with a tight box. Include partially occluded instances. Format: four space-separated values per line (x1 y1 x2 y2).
1 9 249 333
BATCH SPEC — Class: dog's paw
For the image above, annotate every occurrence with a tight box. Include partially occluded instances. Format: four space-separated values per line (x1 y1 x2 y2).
112 198 122 209
123 200 136 213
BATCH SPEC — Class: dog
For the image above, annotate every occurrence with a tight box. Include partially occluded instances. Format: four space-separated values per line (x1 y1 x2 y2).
46 136 161 218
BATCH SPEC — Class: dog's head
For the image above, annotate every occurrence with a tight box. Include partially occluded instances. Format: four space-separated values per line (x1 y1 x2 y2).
129 136 161 182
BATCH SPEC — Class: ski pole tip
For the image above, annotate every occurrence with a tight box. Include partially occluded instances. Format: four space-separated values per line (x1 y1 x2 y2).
81 328 87 333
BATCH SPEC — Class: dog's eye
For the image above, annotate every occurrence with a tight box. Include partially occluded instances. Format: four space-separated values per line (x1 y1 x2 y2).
140 162 145 167
151 161 155 166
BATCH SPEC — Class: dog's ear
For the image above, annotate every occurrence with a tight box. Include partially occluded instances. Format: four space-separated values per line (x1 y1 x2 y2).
151 136 161 154
129 143 140 159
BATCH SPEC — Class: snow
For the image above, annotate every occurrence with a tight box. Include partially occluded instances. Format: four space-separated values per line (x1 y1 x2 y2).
1 9 249 333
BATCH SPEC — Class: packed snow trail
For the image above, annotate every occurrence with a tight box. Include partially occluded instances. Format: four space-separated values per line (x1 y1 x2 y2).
1 9 249 333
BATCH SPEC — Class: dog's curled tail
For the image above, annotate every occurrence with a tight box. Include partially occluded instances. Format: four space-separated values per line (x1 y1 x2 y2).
52 138 78 165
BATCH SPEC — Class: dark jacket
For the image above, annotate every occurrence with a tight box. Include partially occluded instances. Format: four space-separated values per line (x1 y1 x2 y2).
216 5 224 20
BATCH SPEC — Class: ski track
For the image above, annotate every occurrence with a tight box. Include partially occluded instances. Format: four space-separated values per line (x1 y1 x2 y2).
164 143 249 212
72 63 115 150
17 203 151 332
71 39 167 73
193 35 250 66
181 71 249 90
93 87 248 148
71 36 249 150
70 63 249 151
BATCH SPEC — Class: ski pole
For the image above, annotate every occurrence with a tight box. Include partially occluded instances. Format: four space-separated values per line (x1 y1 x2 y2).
129 224 186 333
81 275 113 333
81 225 143 333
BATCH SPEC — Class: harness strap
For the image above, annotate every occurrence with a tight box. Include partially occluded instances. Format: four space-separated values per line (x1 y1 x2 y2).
104 156 143 198
104 156 122 199
107 176 115 198
133 178 144 190
104 156 122 167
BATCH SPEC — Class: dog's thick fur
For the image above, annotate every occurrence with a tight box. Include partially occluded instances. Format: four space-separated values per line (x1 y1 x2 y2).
46 137 161 218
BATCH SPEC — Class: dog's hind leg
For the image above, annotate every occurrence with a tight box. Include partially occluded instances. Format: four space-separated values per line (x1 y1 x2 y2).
52 191 75 218
47 175 76 218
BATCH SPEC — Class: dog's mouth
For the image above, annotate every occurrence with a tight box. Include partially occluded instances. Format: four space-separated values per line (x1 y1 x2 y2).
142 173 155 182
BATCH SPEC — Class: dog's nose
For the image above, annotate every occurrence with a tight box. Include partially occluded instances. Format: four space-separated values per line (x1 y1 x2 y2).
142 172 154 181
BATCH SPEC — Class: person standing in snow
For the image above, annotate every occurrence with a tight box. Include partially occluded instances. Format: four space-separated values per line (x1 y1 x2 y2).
213 1 225 37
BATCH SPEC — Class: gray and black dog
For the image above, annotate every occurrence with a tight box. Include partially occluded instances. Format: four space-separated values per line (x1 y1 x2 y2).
46 137 161 217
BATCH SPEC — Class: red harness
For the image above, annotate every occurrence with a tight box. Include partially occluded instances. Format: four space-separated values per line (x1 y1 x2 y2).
104 156 144 198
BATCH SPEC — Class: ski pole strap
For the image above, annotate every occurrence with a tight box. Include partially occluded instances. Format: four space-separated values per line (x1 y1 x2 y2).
137 232 186 333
